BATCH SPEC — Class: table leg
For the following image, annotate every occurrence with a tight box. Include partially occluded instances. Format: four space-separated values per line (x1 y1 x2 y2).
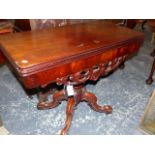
146 57 155 85
60 97 76 135
37 82 112 134
82 91 112 114
37 89 67 110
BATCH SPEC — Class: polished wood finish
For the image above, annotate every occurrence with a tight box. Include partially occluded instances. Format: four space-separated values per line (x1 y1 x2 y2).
0 21 144 134
38 84 112 135
0 21 144 88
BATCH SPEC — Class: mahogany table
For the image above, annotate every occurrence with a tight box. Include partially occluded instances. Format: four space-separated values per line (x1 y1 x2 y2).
0 21 144 135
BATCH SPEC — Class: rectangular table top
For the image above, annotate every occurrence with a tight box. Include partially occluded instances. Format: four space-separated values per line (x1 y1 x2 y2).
0 21 143 77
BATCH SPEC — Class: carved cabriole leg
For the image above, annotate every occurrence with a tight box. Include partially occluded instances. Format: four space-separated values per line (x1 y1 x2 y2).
60 85 112 135
146 57 155 85
82 91 112 114
60 97 76 135
37 89 67 110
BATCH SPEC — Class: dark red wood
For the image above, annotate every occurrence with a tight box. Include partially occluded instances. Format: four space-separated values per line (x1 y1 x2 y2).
0 21 144 134
14 19 31 31
0 51 4 64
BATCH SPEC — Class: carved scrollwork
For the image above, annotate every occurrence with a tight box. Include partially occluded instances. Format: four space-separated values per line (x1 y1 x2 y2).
56 54 127 86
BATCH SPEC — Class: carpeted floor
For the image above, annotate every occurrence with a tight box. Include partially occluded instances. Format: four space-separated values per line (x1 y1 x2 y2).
0 25 155 135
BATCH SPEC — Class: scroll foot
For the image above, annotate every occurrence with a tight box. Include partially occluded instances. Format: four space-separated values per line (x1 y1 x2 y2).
37 89 67 110
82 91 112 114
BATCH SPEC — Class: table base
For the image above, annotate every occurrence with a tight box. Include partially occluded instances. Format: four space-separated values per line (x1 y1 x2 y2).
37 84 112 135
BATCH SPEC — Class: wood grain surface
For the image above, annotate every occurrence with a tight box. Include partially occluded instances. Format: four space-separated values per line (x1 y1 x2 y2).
0 21 144 88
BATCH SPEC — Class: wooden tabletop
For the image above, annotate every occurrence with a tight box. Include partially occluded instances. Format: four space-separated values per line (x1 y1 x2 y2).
0 21 143 76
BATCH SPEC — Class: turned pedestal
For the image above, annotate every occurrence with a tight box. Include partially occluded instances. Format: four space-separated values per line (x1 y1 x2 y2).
37 84 112 135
